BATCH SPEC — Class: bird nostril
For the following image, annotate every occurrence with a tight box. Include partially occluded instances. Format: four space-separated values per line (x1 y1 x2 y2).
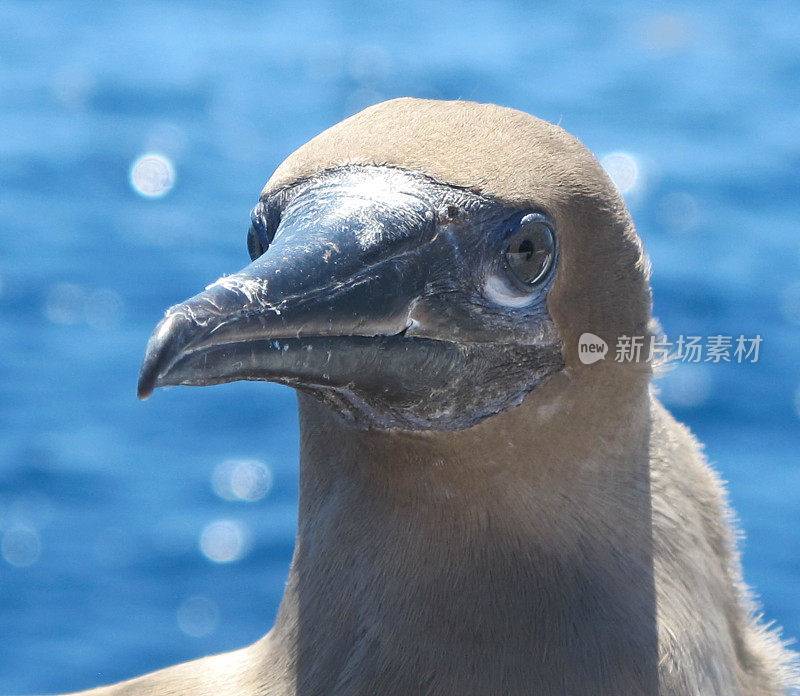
437 204 462 224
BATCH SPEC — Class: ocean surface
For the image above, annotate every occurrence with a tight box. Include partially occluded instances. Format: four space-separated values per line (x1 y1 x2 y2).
1 1 799 693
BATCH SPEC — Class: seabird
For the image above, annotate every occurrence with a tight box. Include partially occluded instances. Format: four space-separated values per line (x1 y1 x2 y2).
73 99 796 695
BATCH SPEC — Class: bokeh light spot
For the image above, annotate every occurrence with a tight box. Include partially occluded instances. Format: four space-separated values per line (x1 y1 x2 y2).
601 152 640 194
2 527 41 568
177 595 219 638
130 154 175 198
44 283 87 325
44 283 123 330
199 520 248 563
212 459 273 502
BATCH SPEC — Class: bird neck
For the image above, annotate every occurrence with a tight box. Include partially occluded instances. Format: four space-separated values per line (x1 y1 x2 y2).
265 366 659 694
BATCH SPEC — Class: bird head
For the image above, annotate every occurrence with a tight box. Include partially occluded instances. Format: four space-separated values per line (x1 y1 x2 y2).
138 99 651 430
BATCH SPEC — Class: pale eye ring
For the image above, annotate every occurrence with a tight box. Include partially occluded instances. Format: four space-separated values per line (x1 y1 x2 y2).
503 214 555 287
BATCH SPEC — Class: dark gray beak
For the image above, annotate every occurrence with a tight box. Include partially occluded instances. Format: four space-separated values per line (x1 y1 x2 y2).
137 177 436 401
137 167 563 431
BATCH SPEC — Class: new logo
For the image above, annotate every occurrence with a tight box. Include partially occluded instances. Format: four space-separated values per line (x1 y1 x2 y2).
578 333 608 364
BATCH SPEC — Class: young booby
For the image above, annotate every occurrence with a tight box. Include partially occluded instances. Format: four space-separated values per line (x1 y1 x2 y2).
76 99 796 695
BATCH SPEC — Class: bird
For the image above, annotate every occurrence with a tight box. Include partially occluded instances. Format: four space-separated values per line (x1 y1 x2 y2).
71 98 796 695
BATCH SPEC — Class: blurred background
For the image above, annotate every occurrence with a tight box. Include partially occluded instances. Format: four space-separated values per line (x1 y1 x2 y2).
1 1 798 693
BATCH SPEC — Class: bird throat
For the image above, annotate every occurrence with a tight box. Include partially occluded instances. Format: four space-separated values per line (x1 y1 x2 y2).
262 379 659 695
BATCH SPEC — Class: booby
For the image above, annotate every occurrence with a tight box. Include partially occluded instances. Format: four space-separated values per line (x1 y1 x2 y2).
73 99 796 695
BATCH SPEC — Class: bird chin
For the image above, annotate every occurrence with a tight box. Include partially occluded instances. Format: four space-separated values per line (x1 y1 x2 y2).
140 332 563 432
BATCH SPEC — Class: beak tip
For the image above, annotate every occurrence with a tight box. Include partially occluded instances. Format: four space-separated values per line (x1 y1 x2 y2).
137 311 190 401
137 368 157 400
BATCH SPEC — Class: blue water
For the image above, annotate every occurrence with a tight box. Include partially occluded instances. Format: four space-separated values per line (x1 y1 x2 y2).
1 1 799 693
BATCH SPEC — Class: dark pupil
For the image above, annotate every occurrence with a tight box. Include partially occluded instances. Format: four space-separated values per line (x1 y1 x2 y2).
517 238 534 261
508 232 548 283
506 222 553 285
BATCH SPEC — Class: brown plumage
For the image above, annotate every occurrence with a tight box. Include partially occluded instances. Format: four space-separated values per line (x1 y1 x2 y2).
68 99 797 695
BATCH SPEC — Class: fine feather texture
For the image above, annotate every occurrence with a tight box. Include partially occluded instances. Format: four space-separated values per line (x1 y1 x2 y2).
65 99 797 695
264 98 652 368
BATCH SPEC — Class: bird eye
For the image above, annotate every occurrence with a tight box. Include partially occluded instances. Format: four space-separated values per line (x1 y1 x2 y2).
503 214 555 287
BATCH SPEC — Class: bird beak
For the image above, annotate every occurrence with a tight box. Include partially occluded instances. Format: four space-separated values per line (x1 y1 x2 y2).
137 184 436 400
